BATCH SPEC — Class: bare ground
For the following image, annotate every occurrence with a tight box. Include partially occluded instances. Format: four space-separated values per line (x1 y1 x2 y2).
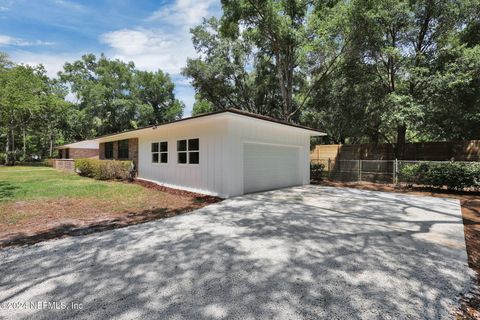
0 179 220 248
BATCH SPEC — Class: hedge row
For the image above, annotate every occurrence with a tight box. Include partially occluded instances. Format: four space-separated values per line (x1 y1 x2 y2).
74 159 134 180
399 162 480 190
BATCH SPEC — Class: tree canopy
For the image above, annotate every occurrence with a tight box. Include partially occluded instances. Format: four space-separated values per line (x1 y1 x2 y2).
59 54 184 136
184 0 480 151
1 0 480 164
0 53 184 164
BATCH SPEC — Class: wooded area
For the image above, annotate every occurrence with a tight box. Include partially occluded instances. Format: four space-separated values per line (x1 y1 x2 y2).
184 0 480 153
0 53 183 165
1 0 480 164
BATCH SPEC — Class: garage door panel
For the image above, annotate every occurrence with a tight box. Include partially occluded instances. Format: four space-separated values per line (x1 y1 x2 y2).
244 143 302 194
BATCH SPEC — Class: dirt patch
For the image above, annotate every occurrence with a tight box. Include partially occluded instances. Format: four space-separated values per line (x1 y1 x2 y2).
314 180 480 319
0 182 221 248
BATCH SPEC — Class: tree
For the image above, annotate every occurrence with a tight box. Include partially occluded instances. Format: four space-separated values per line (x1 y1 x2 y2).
219 0 350 121
340 0 480 153
183 17 285 118
134 70 183 124
0 64 44 165
421 29 480 140
192 94 214 115
59 54 184 136
301 0 480 148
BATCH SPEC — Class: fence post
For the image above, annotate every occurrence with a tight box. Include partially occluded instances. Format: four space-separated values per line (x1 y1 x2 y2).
358 159 362 181
394 159 398 184
327 158 331 178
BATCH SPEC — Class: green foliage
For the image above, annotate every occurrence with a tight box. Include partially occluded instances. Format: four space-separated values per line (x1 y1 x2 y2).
399 162 480 190
95 160 133 180
74 158 133 180
0 63 46 164
310 162 325 181
74 158 98 178
192 95 215 115
59 54 184 136
184 2 350 120
183 17 283 117
0 51 183 164
134 69 184 124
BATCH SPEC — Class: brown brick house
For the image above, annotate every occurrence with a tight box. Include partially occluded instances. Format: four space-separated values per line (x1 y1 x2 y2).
99 138 139 169
56 140 99 159
54 139 100 171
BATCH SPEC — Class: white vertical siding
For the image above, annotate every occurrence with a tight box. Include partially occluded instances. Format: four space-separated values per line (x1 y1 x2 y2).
133 113 312 198
137 118 229 197
226 115 311 197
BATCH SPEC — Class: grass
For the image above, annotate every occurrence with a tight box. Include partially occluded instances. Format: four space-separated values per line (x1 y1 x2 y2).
0 166 146 202
0 166 219 245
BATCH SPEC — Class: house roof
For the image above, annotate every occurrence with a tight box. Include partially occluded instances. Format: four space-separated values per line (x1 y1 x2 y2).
55 139 100 150
96 108 326 142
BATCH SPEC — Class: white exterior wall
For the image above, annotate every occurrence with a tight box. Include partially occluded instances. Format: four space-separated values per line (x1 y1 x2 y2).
224 114 311 197
137 117 230 197
111 113 313 198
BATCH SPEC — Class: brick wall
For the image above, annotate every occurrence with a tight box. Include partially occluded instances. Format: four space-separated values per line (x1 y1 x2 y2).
99 138 139 170
53 159 75 172
128 138 139 168
69 148 99 159
59 148 99 159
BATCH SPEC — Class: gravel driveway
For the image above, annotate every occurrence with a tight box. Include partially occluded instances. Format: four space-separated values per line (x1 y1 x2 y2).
0 186 473 319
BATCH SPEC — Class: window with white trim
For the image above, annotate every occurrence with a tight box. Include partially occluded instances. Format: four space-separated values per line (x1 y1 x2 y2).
152 141 168 163
177 138 199 164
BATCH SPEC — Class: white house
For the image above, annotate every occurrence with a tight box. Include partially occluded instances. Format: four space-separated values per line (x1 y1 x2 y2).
96 109 326 198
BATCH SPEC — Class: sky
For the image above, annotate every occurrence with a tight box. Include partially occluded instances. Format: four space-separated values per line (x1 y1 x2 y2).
0 0 222 116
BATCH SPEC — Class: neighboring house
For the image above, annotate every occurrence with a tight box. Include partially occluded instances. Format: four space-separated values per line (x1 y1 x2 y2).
56 140 100 159
96 109 325 198
53 139 99 171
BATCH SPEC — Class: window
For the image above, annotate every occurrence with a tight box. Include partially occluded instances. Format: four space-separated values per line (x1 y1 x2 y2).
160 141 168 163
105 142 114 159
118 140 129 159
152 141 168 163
177 138 199 164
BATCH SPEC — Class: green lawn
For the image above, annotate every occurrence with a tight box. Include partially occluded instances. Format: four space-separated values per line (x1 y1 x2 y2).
0 166 146 202
0 165 216 246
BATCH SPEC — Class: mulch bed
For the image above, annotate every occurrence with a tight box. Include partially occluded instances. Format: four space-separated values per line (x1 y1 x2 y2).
0 180 221 248
314 180 480 319
132 179 220 203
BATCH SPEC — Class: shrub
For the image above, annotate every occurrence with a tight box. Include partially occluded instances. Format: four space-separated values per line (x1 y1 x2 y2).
399 162 480 191
310 162 325 181
95 160 133 180
74 159 134 180
75 158 98 178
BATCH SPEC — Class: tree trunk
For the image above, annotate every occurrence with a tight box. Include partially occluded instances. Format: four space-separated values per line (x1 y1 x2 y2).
11 128 15 166
49 132 54 157
275 53 289 121
22 127 27 160
396 124 406 159
5 129 10 165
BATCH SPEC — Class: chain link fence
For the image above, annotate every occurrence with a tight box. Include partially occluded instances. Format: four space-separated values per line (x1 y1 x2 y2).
311 158 479 185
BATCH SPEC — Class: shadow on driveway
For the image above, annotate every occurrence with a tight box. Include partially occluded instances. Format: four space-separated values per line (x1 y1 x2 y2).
0 186 474 319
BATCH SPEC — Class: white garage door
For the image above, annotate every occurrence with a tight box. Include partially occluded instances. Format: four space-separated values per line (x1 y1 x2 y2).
243 143 302 194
